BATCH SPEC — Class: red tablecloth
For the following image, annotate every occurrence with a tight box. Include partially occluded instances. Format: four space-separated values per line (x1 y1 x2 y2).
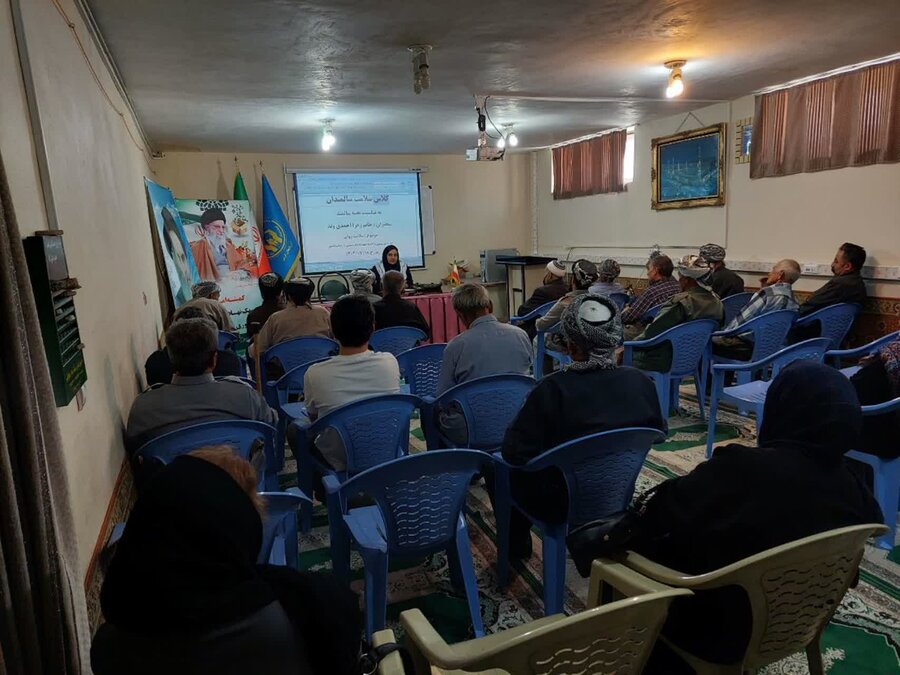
323 292 464 344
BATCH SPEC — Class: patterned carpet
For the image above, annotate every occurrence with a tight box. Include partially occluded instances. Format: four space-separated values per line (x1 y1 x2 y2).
285 397 900 674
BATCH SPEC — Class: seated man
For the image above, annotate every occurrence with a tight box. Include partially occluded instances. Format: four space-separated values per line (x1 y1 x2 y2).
339 269 382 305
535 259 598 336
180 281 234 331
246 273 286 340
588 259 626 297
127 317 277 455
800 242 868 316
624 362 882 672
435 283 533 445
373 270 431 338
631 254 724 373
291 296 400 471
711 258 801 360
144 305 243 385
699 243 745 298
514 260 568 339
252 277 332 358
620 254 680 341
491 294 666 558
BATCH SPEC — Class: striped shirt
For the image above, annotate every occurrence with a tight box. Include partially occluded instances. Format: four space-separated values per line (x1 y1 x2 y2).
620 277 681 325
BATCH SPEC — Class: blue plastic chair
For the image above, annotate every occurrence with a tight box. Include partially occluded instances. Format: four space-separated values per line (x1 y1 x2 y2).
396 344 447 398
510 300 557 326
793 303 862 350
721 292 754 326
290 394 422 531
847 396 900 551
258 488 312 568
534 322 572 379
705 310 799 396
135 420 279 490
493 427 666 615
827 330 900 376
705 338 832 458
369 326 427 357
642 304 663 322
218 330 240 351
421 374 534 452
259 336 339 407
323 450 488 639
623 319 719 421
608 292 629 310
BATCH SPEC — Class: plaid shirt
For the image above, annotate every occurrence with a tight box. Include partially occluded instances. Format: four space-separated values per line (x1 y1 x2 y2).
621 277 681 324
725 283 799 333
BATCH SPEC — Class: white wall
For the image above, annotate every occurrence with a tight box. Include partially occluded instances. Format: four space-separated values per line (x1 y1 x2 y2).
1 0 162 571
536 98 900 297
153 152 533 285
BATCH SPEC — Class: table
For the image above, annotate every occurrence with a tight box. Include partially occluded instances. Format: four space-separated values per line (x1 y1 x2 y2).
495 255 557 309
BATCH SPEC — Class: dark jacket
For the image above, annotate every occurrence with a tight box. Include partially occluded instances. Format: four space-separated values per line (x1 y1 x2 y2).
515 279 568 338
710 266 745 298
799 271 867 316
630 362 882 665
851 354 900 459
246 299 286 339
373 294 431 339
144 348 243 386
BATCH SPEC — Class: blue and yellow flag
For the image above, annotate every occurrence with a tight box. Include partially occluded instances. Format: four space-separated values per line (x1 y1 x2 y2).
261 175 300 279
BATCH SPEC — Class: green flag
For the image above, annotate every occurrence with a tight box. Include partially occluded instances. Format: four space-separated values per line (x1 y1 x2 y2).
234 171 249 200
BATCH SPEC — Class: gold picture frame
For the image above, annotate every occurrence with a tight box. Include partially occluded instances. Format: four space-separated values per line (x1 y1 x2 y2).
735 117 752 164
651 123 727 210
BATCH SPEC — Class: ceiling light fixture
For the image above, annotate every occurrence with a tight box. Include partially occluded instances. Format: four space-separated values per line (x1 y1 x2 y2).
665 60 686 98
321 119 336 151
497 124 518 149
408 44 432 95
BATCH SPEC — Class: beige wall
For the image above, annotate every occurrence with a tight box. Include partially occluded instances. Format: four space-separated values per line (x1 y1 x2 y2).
1 0 162 571
535 98 900 297
153 152 533 286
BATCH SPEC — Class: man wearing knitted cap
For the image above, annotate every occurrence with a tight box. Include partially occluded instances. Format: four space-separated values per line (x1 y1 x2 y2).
699 243 745 298
631 254 724 373
514 259 568 339
190 207 255 281
488 294 666 558
589 259 626 297
534 258 599 346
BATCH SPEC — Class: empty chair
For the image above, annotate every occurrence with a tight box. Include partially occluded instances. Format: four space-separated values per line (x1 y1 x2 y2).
290 393 421 531
369 326 427 356
494 428 665 615
135 420 279 489
323 450 489 639
399 585 692 675
268 356 330 471
396 343 447 398
623 319 719 420
721 291 754 326
642 303 663 322
259 335 339 406
257 488 312 568
793 302 861 350
533 322 572 378
705 338 831 457
847 396 900 550
827 329 900 376
317 273 350 301
421 374 534 451
218 330 240 351
592 524 887 675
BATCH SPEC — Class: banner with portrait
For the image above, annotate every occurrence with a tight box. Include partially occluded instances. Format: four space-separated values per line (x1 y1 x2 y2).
145 178 199 309
175 199 265 334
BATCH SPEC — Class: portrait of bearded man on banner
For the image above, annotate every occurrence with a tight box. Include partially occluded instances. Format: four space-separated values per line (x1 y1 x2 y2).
190 207 258 281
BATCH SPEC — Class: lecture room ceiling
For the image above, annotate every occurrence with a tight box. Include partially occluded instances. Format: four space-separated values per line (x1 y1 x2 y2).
87 0 900 154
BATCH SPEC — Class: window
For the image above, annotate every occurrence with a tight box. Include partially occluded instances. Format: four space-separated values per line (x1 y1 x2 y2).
623 128 635 184
551 129 628 199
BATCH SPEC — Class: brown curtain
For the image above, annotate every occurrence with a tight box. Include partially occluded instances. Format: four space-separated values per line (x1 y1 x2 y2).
751 60 900 178
552 129 627 199
0 153 90 671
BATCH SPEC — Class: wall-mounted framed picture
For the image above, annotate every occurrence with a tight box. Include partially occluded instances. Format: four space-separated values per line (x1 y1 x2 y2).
651 123 726 210
735 117 753 164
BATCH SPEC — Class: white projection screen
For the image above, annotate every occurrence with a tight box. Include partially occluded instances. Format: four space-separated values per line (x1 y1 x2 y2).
292 171 428 274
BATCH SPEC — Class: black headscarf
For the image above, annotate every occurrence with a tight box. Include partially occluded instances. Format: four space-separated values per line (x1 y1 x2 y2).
380 244 401 271
759 360 862 461
101 455 274 634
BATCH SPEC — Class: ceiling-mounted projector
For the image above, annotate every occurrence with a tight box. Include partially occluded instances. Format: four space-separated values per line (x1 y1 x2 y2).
466 96 505 161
